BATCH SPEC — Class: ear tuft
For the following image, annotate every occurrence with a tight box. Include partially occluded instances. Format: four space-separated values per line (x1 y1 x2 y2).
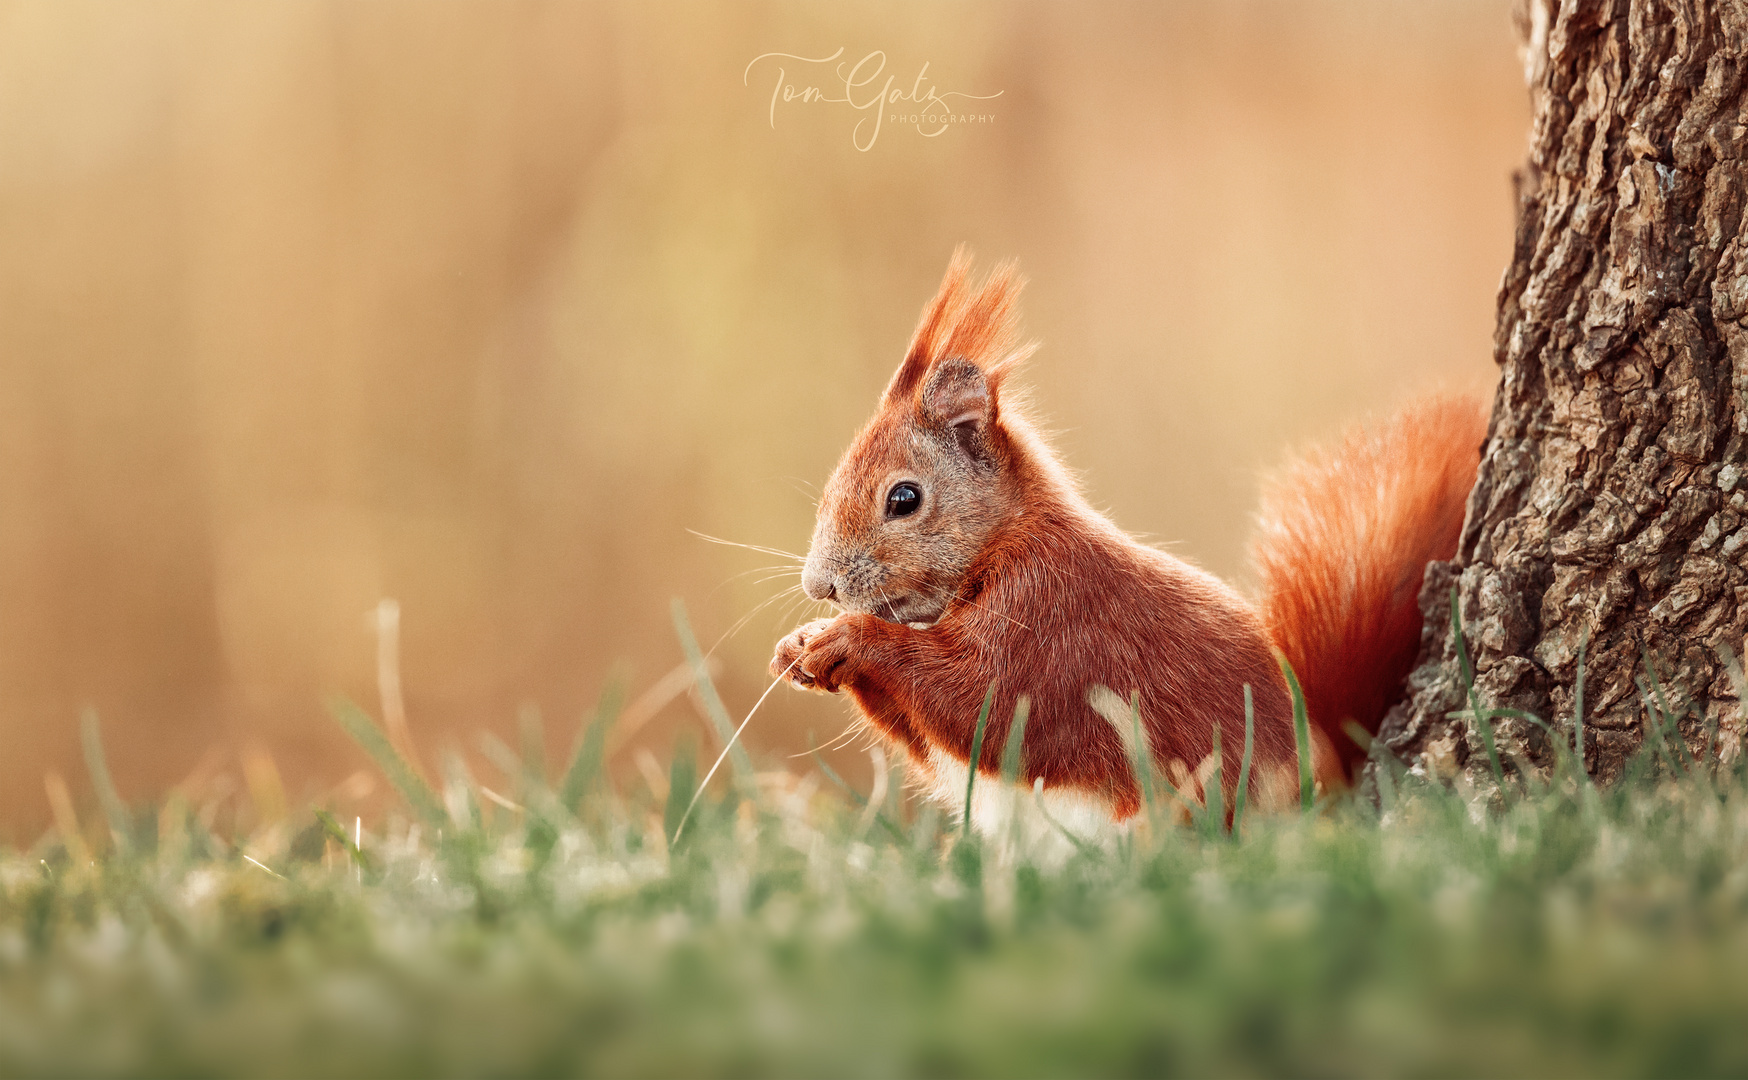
884 247 974 404
883 246 1033 406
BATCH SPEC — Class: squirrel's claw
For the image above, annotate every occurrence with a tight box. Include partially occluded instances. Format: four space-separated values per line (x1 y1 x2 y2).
773 618 835 690
774 616 862 693
797 616 858 693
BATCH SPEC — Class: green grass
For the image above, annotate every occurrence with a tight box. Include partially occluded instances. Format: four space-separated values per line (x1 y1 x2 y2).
4 610 1748 1077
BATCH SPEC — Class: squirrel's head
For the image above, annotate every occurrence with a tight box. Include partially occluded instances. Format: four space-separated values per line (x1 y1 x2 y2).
801 249 1037 626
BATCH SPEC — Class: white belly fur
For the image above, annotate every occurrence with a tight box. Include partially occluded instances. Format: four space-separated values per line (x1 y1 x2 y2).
920 747 1125 865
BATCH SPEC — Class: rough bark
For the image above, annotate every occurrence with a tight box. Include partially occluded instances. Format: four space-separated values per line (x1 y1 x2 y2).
1376 0 1748 787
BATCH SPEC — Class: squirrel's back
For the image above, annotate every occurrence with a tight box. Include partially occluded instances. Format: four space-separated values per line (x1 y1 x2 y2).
1250 393 1488 777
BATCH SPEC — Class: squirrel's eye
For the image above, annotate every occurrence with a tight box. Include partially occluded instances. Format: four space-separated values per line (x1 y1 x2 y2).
885 482 922 519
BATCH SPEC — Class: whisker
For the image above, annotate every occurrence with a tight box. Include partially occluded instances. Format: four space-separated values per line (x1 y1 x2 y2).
711 565 807 598
788 720 864 758
944 599 997 652
856 745 890 835
705 584 806 658
848 725 886 756
687 529 806 562
708 563 805 597
725 562 806 581
950 590 1033 632
782 591 829 626
877 587 900 621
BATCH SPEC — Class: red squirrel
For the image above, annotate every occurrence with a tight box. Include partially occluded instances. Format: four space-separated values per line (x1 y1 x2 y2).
772 249 1484 833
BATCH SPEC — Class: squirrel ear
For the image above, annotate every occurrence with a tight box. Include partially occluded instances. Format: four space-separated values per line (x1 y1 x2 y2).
921 356 997 459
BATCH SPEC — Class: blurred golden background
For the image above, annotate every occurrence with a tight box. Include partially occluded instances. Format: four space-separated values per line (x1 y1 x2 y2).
0 0 1525 836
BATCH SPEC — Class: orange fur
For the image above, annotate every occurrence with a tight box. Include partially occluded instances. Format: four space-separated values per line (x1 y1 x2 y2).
775 251 1485 824
1251 394 1487 777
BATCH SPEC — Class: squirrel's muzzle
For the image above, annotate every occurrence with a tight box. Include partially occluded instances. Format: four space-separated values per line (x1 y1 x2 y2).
801 561 837 604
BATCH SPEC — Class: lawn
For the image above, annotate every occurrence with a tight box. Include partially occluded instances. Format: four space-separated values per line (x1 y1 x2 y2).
3 621 1747 1078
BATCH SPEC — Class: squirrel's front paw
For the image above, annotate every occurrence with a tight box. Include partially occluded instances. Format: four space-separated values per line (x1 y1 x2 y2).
773 618 836 690
772 616 859 693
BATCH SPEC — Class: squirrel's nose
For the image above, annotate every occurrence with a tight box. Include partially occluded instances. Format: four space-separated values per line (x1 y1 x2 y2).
801 563 837 603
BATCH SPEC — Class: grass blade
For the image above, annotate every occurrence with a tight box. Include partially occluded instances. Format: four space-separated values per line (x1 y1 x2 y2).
1144 761 1207 828
1441 708 1554 740
1089 685 1188 824
999 695 1031 786
559 675 624 811
1632 677 1681 776
440 750 483 832
671 599 753 787
1031 778 1102 862
1204 723 1225 841
1278 654 1315 812
80 709 131 847
962 682 996 838
1640 646 1695 771
1230 685 1256 837
329 698 447 825
662 736 697 846
807 736 906 844
1129 691 1157 820
1442 705 1560 791
1373 726 1399 813
314 809 372 870
1574 628 1588 780
518 704 545 791
672 664 794 844
1450 586 1504 789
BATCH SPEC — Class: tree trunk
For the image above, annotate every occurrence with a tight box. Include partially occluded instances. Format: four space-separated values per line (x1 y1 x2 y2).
1376 0 1748 787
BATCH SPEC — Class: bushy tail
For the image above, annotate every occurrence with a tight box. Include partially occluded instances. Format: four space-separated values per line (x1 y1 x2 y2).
1250 393 1488 780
